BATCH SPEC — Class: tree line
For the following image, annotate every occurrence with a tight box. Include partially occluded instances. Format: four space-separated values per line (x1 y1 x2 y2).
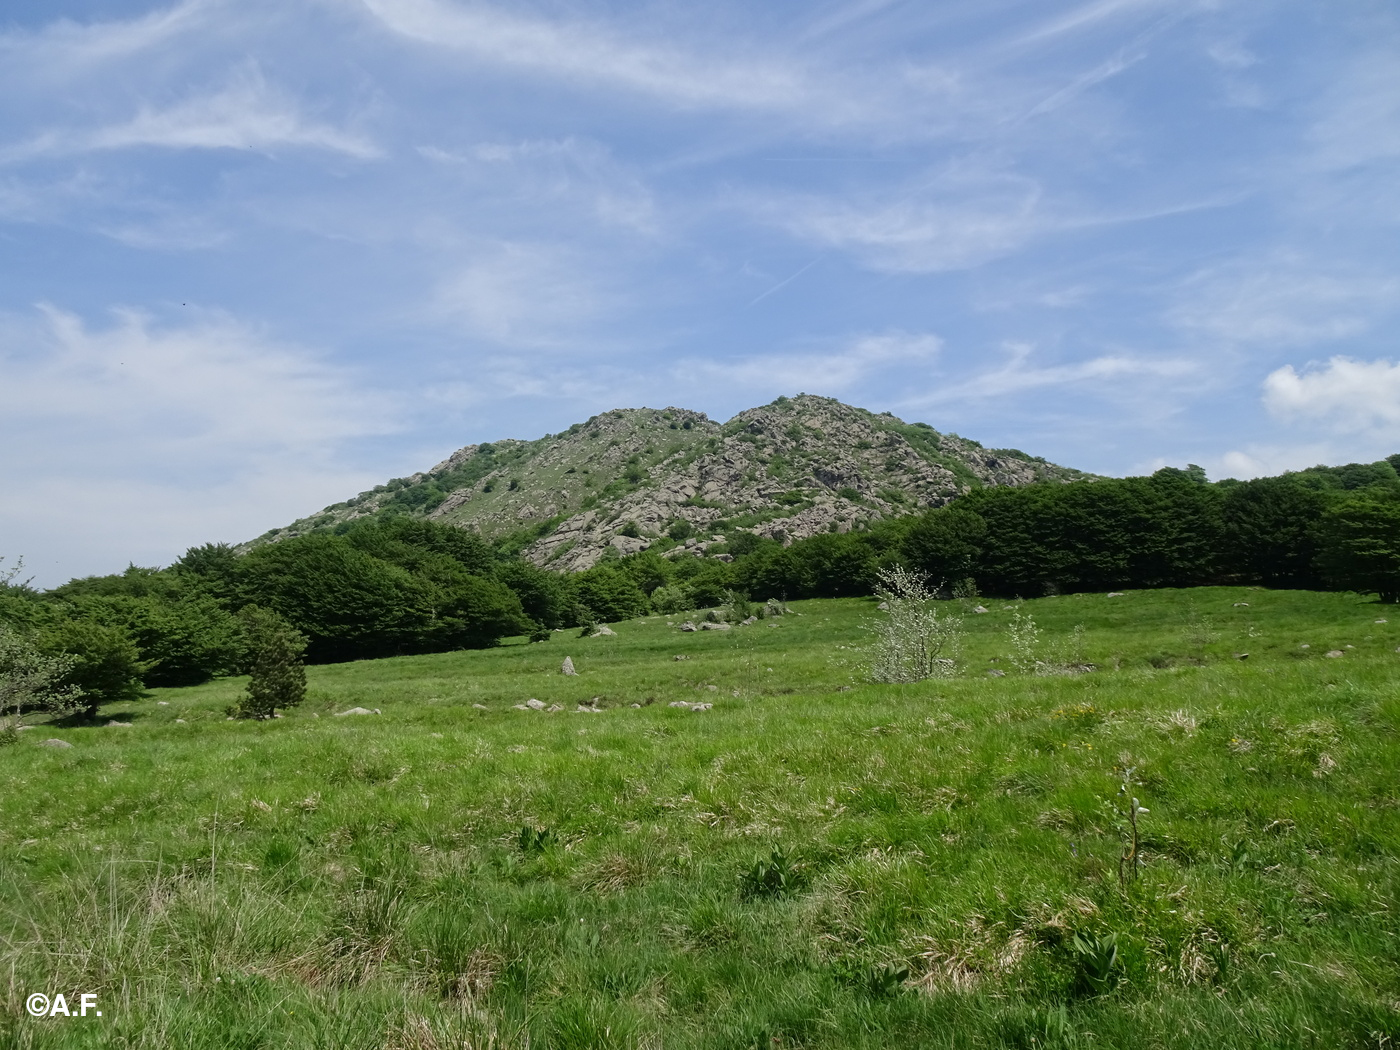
2 456 1397 719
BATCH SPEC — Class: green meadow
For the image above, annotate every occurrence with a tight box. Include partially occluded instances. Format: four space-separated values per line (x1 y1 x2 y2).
3 587 1398 1048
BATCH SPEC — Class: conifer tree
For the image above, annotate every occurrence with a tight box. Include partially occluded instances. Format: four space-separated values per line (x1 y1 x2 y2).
232 608 307 719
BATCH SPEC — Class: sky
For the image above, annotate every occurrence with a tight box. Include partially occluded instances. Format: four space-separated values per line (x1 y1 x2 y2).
1 0 1398 587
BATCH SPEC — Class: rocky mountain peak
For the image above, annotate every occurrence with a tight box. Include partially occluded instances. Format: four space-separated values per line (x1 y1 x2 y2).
258 396 1091 570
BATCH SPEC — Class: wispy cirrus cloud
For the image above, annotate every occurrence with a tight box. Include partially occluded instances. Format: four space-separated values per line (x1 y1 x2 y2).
679 329 942 396
0 65 378 163
358 0 821 114
906 342 1196 405
433 241 623 348
0 0 209 81
756 168 1047 273
1171 259 1400 348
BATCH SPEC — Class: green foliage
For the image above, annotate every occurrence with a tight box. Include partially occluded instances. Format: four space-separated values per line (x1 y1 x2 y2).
1068 932 1121 997
667 519 694 540
568 566 649 624
739 847 797 898
517 826 558 854
1315 487 1400 602
37 618 145 717
0 624 81 731
230 608 307 720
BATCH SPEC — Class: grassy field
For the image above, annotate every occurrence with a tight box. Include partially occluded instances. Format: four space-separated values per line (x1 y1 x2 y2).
2 587 1398 1048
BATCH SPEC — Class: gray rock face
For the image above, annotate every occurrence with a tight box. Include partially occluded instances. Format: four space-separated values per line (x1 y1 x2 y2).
561 656 577 675
590 626 617 637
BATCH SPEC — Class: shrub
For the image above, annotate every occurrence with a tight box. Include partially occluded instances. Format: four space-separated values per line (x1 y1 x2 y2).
866 566 962 683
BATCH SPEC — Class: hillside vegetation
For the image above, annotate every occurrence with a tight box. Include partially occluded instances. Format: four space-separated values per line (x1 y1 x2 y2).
263 395 1091 572
3 588 1398 1047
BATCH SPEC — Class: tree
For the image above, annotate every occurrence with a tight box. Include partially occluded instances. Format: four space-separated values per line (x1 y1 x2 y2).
1315 489 1400 602
0 625 82 736
37 619 145 719
231 608 307 719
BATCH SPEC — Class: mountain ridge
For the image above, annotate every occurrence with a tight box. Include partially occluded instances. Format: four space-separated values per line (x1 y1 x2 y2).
258 395 1094 570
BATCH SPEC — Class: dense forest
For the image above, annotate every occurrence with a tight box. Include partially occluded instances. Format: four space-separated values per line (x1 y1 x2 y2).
3 457 1398 715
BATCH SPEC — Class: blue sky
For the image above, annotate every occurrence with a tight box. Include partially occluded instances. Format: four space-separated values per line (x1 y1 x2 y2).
2 0 1398 586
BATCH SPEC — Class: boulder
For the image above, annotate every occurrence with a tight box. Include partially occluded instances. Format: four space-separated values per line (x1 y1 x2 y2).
590 625 617 637
677 621 698 632
525 698 546 710
561 656 578 675
39 738 73 748
700 622 731 631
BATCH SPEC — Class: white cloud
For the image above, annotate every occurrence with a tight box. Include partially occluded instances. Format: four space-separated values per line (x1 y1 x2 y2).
1171 261 1399 347
434 242 620 348
0 306 399 585
678 330 942 396
907 342 1196 404
0 1 208 82
420 137 657 233
760 169 1046 273
1262 356 1400 434
0 66 378 162
358 0 821 114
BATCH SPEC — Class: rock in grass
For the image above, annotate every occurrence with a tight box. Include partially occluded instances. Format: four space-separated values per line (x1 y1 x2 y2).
987 669 1007 677
673 655 689 661
590 626 616 637
1325 650 1344 658
1107 592 1125 598
677 621 698 632
39 738 72 748
106 720 131 727
525 698 546 710
562 656 577 675
700 622 731 631
335 707 379 716
472 703 488 710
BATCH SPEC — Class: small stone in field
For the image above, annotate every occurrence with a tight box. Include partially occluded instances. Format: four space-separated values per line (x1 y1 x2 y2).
673 655 688 661
335 707 377 716
106 720 131 727
561 656 577 675
668 701 690 708
472 703 488 710
591 626 616 637
1325 650 1344 658
175 718 186 724
1345 644 1354 649
706 685 718 692
987 669 1007 677
39 738 72 748
1107 592 1124 598
1233 602 1250 607
546 704 563 713
973 606 989 614
525 698 546 710
690 703 712 712
1375 618 1388 624
158 701 170 705
1299 644 1310 649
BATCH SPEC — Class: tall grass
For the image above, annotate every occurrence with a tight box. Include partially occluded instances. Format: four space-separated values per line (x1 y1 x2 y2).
2 587 1397 1047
